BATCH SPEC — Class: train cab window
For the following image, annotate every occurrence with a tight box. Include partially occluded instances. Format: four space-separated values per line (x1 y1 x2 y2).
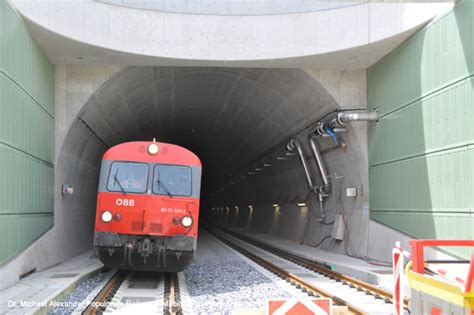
107 162 148 194
153 165 192 197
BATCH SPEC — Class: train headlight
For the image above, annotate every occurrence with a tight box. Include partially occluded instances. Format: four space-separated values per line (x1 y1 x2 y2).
101 211 113 222
181 216 193 227
148 143 159 155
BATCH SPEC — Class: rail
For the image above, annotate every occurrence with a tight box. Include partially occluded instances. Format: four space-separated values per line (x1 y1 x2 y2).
214 227 409 311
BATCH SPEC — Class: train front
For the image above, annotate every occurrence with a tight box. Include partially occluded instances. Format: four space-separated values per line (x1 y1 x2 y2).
93 141 201 272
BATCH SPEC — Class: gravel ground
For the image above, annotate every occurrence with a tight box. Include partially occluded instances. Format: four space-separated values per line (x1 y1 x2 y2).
47 270 110 315
185 231 293 315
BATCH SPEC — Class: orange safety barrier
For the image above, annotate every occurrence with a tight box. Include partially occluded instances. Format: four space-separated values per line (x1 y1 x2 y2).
409 239 474 293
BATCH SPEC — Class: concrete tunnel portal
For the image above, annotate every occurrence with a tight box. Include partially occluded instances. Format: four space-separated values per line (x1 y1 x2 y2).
5 1 474 312
56 66 352 256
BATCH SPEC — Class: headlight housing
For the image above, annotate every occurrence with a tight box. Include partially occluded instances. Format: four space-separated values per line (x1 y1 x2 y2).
181 216 193 227
101 211 113 222
148 143 159 155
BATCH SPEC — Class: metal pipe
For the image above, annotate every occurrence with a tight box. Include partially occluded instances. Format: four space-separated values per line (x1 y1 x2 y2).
308 135 330 193
287 139 316 192
318 192 326 221
338 111 378 123
315 110 379 135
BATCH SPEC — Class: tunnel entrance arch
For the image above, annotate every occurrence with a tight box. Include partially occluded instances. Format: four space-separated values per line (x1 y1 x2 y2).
55 66 341 256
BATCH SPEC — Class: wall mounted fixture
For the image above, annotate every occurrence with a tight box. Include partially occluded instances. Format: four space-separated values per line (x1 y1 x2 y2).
61 184 74 195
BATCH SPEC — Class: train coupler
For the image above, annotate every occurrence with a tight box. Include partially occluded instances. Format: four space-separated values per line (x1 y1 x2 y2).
122 243 134 266
141 238 152 264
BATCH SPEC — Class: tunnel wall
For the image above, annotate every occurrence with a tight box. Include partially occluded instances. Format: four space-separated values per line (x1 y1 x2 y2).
211 69 417 263
368 0 473 257
0 2 54 264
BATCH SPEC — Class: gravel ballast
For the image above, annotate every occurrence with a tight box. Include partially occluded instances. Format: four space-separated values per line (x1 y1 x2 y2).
185 230 293 315
47 270 110 315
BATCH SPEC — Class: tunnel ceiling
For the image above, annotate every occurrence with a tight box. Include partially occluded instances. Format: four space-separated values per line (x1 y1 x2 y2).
62 67 339 193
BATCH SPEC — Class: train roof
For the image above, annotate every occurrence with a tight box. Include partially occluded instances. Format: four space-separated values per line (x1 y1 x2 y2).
102 141 201 166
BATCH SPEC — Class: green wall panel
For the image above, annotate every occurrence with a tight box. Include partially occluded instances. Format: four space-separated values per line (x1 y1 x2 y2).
0 145 54 215
0 73 54 162
0 2 54 116
368 0 472 116
0 2 54 264
371 212 474 258
369 77 474 166
370 146 474 213
368 0 474 257
0 214 53 263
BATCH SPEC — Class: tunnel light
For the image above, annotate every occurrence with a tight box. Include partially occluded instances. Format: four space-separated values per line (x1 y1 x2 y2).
241 175 246 179
277 156 287 160
235 206 239 210
285 151 296 156
255 167 263 171
248 205 253 209
263 163 272 167
248 171 255 175
297 203 307 207
272 204 279 208
148 143 159 155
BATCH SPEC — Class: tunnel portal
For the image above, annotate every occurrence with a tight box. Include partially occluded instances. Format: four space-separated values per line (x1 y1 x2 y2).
56 67 340 254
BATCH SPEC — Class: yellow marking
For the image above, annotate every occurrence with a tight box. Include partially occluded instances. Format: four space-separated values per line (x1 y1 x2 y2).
406 261 474 309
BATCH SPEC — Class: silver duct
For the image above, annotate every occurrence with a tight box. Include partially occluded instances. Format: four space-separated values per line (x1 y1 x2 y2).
315 110 378 136
308 134 330 194
287 139 317 193
287 110 377 221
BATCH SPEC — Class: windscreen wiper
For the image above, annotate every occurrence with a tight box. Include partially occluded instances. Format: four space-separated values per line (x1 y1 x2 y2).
156 172 172 198
113 170 127 195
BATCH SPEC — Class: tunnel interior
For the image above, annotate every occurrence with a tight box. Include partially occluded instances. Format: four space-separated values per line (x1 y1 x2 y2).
56 67 344 254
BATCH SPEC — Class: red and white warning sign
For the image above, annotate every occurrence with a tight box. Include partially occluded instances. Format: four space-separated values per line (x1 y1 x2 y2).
268 298 332 315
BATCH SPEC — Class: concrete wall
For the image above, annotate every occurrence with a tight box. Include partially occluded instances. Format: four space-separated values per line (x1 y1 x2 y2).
1 63 456 288
97 0 361 15
11 0 452 68
209 68 417 263
368 0 473 258
0 1 54 265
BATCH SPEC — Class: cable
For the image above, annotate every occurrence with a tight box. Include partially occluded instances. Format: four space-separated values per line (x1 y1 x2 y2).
311 235 332 248
318 220 335 226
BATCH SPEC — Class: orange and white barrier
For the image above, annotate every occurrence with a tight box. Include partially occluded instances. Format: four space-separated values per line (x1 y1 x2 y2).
392 241 404 315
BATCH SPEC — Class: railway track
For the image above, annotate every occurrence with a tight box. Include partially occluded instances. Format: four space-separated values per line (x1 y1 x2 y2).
208 227 406 315
81 270 189 315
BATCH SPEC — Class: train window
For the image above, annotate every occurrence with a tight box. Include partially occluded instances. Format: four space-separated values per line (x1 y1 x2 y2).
153 164 192 197
107 162 148 194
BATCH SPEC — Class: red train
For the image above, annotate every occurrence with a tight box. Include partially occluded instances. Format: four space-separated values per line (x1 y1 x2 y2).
93 141 201 272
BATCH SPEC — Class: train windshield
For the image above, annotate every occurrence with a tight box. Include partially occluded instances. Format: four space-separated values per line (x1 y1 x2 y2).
153 164 192 197
107 162 148 194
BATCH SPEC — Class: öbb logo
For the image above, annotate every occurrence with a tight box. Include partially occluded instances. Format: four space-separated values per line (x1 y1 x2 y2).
115 198 135 207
